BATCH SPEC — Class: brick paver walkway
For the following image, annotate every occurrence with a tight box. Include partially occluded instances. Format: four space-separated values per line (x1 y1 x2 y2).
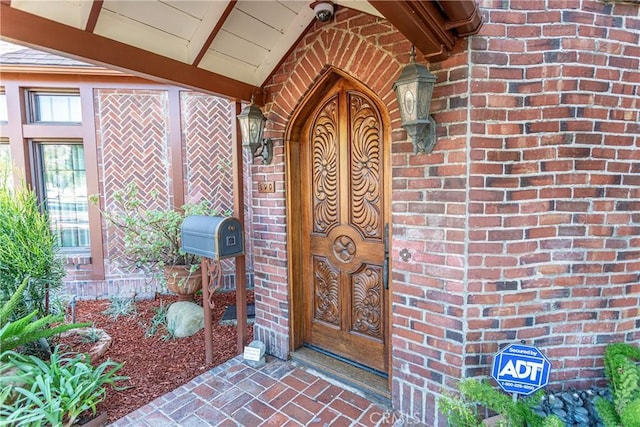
109 355 397 426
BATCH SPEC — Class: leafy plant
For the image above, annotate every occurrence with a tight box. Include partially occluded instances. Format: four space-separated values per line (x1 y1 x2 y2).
0 278 88 359
49 293 71 318
102 296 136 320
0 184 65 318
438 379 563 427
439 388 479 427
90 183 225 274
81 323 102 344
596 342 640 427
143 300 170 338
0 346 127 426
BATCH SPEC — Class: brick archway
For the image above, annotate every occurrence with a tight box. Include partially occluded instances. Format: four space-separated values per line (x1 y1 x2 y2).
263 14 408 135
252 8 414 365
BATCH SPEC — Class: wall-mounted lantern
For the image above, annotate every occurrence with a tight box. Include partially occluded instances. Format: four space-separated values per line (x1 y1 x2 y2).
392 47 438 154
237 98 273 164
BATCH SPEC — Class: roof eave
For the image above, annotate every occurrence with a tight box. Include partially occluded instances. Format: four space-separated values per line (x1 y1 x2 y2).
0 64 124 76
369 0 483 61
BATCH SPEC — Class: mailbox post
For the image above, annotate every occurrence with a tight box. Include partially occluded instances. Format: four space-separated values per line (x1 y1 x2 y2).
181 215 244 364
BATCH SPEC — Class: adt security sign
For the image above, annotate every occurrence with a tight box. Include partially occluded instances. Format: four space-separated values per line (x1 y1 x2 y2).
491 344 551 396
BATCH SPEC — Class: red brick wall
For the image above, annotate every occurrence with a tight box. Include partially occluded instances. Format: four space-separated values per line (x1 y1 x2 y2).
467 0 640 392
182 92 234 209
391 45 471 423
257 7 466 422
254 1 640 424
181 93 247 281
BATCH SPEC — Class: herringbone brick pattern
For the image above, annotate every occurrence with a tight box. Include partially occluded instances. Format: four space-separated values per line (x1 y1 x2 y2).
96 90 171 262
181 93 233 210
182 93 254 276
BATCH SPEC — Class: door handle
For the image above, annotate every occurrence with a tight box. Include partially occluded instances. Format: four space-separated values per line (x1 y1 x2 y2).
383 223 389 290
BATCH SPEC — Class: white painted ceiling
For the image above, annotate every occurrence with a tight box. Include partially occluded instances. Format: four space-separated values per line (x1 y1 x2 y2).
8 0 381 87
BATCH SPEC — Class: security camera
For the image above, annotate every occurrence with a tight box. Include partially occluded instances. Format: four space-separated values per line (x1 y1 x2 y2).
313 1 334 22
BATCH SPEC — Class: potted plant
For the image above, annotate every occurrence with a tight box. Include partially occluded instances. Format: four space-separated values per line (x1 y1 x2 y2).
90 184 226 300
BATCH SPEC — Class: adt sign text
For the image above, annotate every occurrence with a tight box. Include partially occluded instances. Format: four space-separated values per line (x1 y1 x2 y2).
491 344 551 396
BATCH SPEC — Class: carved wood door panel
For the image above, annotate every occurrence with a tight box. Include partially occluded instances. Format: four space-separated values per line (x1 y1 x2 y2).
301 79 387 374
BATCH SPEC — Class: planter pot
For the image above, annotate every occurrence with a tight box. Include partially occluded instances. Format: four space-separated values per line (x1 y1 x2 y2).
164 265 202 301
60 328 112 360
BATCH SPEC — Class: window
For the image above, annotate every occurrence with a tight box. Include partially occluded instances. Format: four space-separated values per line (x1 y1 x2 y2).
29 91 81 123
0 142 11 188
0 91 7 123
34 142 89 250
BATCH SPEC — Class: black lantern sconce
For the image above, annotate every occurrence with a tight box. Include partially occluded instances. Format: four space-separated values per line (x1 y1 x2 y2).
392 47 438 154
237 98 273 164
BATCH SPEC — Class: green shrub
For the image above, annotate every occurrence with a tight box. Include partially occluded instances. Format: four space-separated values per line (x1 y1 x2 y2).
0 347 127 426
0 278 88 359
439 388 480 427
0 185 65 318
596 342 640 427
438 379 563 427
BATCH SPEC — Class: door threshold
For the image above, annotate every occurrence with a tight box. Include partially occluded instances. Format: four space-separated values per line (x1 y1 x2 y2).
290 346 391 407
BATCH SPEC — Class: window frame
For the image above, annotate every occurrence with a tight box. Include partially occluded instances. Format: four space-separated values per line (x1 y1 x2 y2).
0 89 7 123
27 89 82 125
32 139 90 254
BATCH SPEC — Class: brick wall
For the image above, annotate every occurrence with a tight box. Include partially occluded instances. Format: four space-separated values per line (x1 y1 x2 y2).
253 1 640 425
257 7 467 423
466 0 640 392
391 44 471 424
181 93 245 282
182 92 234 209
93 89 170 296
64 90 241 298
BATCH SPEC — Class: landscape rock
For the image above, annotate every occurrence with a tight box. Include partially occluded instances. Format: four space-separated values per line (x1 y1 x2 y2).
531 388 610 427
166 301 204 338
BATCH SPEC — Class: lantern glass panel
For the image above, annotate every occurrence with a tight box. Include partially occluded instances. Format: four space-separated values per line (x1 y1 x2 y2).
238 104 265 146
399 82 419 123
248 115 264 143
416 82 433 119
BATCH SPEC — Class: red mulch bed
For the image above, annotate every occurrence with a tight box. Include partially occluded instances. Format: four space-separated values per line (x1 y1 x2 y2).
55 291 253 423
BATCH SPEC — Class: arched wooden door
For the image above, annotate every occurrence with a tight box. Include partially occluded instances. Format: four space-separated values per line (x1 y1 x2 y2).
300 78 388 374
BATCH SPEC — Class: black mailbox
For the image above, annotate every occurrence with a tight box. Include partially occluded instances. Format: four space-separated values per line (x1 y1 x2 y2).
181 216 244 260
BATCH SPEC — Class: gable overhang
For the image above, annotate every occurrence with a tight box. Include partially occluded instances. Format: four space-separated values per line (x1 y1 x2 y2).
0 1 482 104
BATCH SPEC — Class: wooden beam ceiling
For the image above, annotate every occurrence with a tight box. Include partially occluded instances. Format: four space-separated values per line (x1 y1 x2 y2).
192 0 237 67
0 3 259 102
